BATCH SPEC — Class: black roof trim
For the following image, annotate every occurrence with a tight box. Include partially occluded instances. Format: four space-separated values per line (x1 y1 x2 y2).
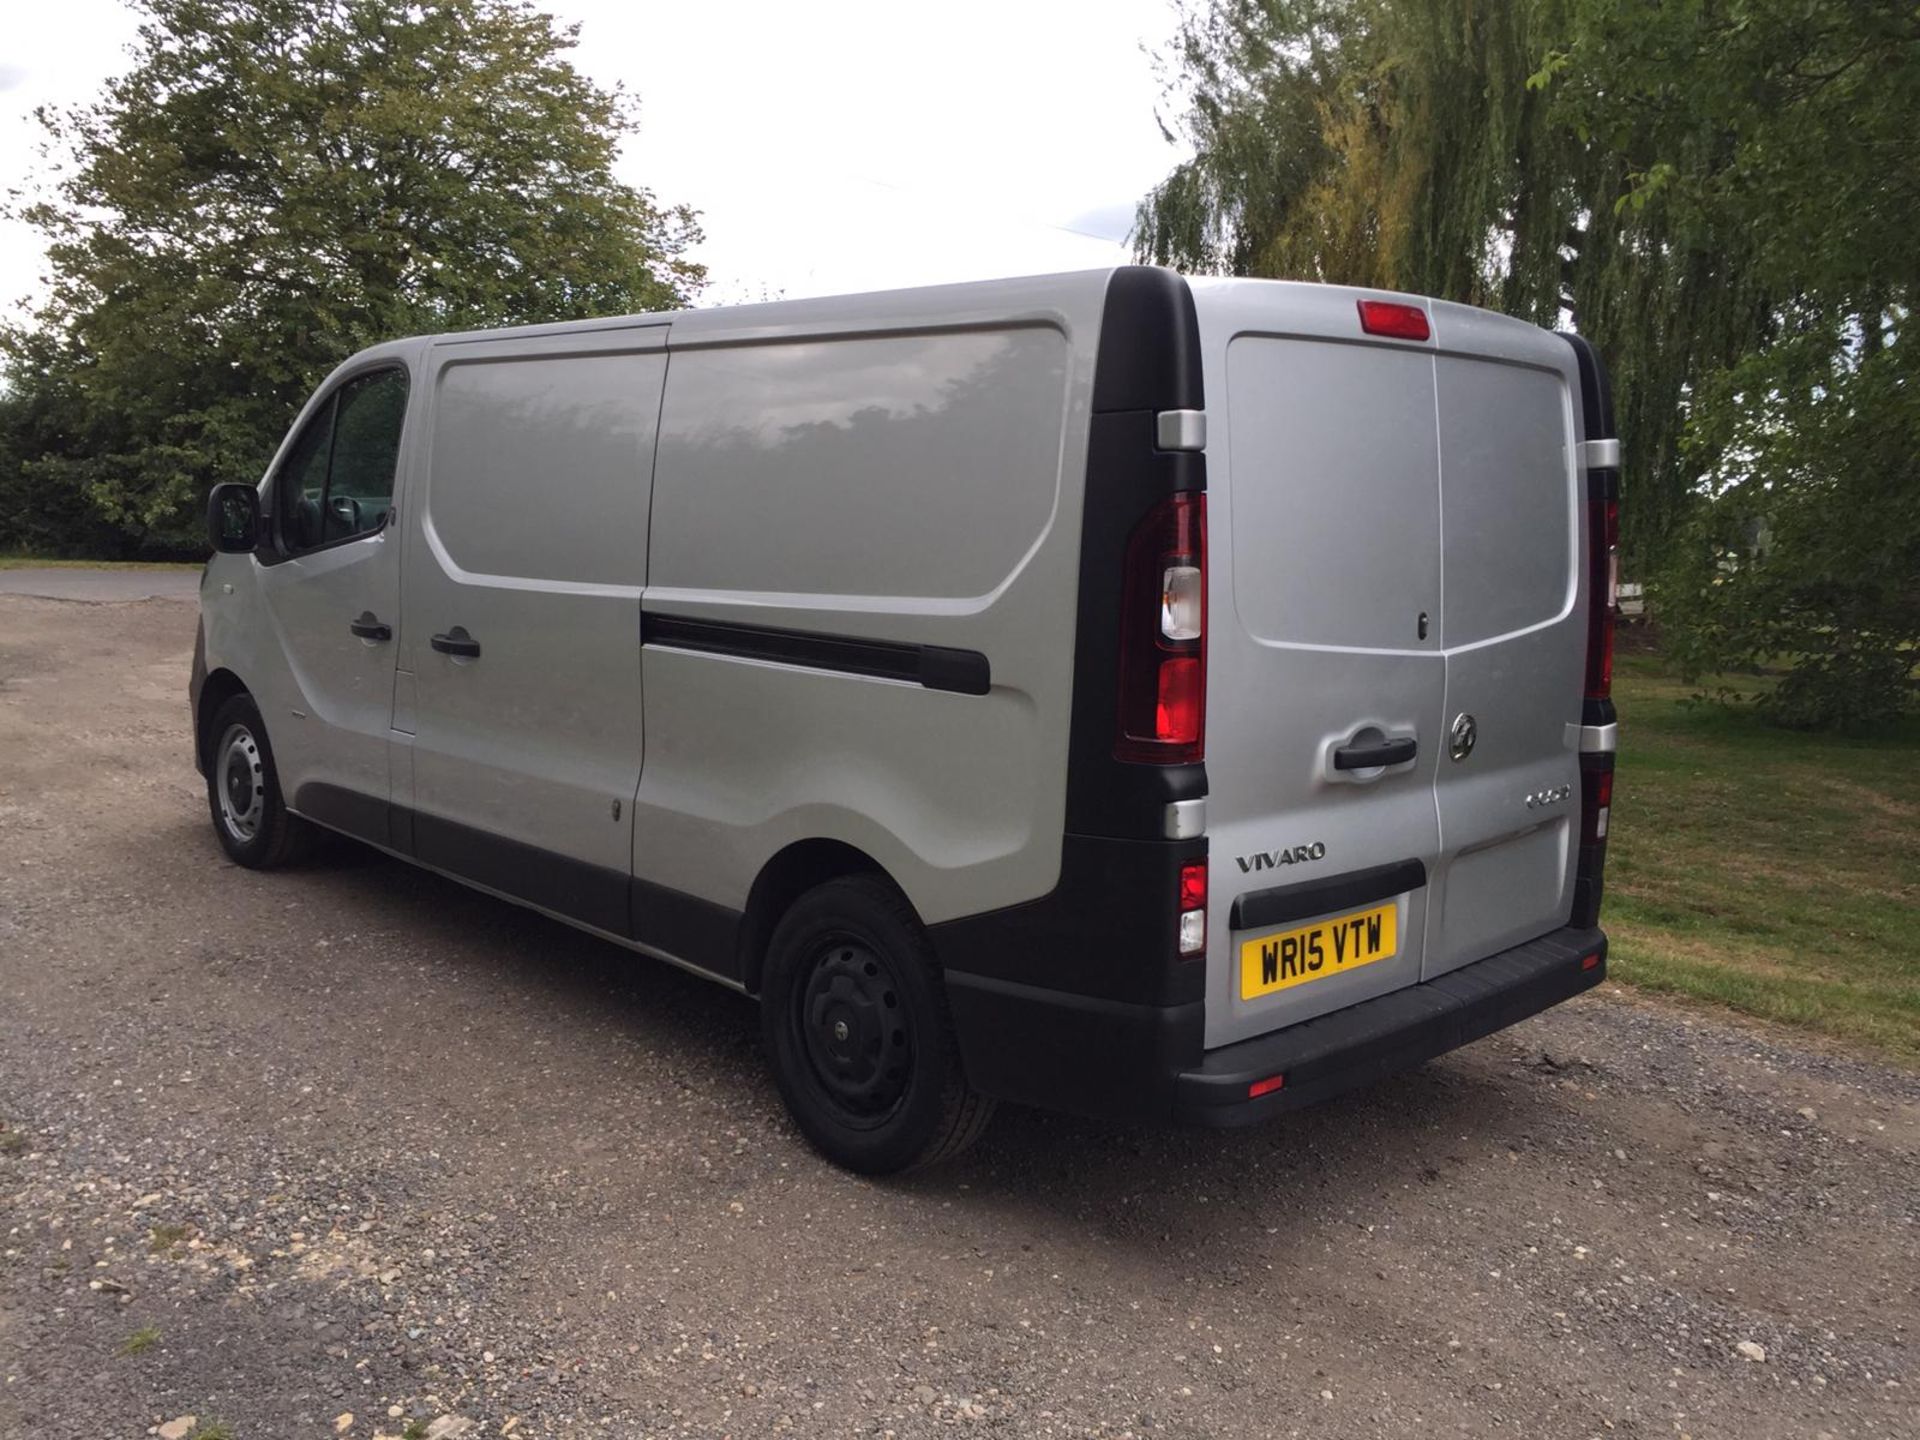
1092 266 1203 414
1560 332 1616 442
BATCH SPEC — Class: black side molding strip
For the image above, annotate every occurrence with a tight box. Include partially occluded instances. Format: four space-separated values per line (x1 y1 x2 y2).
1230 858 1428 933
643 613 990 696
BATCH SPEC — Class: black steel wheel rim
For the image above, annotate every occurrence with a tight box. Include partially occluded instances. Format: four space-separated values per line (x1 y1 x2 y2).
792 933 914 1125
215 722 265 842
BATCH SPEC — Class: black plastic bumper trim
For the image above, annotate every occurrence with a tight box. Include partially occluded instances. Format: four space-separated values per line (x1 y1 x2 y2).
929 832 1208 1008
944 970 1204 1121
1174 926 1606 1126
1230 858 1427 932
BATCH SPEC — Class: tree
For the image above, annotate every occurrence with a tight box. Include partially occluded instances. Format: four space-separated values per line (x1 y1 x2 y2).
1136 0 1918 726
1134 0 1772 573
1560 0 1920 728
2 0 702 555
1661 332 1920 730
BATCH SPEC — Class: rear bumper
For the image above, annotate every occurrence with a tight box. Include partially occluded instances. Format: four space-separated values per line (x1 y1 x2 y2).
1174 925 1605 1126
944 924 1605 1126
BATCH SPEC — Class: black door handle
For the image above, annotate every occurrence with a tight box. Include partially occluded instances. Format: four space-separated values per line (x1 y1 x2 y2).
429 626 481 659
349 611 392 642
1334 735 1418 770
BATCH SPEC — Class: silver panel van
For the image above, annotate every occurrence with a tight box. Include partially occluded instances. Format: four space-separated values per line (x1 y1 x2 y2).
193 267 1620 1173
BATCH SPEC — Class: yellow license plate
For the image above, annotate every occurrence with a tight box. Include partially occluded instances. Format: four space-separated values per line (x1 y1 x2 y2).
1240 902 1398 999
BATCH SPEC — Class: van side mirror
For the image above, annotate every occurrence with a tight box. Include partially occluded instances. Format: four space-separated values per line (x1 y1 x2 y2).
206 483 262 554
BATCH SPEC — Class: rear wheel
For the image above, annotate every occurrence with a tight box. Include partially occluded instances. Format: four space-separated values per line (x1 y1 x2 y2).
204 693 310 869
761 874 993 1174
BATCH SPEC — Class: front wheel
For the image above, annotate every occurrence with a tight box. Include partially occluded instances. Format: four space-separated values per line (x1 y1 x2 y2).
204 693 310 869
761 875 993 1174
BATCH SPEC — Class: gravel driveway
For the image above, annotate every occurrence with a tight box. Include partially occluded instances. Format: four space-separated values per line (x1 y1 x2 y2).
2 593 1915 1440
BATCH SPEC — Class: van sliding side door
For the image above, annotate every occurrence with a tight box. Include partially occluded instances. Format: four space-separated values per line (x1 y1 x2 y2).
397 325 669 933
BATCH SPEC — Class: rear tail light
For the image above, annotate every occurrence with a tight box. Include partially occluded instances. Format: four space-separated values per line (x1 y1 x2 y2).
1116 491 1206 763
1583 764 1613 845
1178 859 1207 957
1160 563 1203 640
1572 752 1614 927
1585 496 1619 701
1570 336 1618 931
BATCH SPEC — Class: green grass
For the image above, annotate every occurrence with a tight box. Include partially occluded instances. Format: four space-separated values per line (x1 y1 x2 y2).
119 1325 162 1356
1607 649 1920 1063
0 554 200 571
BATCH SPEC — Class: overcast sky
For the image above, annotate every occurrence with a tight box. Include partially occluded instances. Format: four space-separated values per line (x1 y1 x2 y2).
0 0 1192 316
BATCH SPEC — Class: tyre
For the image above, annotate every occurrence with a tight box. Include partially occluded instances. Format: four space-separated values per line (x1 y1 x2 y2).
761 874 994 1175
204 692 310 869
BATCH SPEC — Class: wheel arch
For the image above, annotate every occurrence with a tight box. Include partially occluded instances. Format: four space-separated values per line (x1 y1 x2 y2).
195 667 252 772
737 838 895 996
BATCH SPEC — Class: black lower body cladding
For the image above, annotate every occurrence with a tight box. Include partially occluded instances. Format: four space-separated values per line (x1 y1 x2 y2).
930 832 1207 1119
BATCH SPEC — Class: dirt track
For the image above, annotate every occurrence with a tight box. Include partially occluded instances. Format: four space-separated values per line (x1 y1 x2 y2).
2 591 1915 1439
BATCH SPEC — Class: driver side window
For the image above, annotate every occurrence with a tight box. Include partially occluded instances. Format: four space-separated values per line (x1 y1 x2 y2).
273 367 409 556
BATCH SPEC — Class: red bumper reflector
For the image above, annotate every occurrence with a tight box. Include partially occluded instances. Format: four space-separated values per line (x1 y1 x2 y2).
1248 1074 1286 1099
1581 951 1601 971
1357 299 1431 341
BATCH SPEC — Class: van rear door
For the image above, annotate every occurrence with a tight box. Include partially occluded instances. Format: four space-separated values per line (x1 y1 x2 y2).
1193 281 1585 1048
1199 285 1448 1049
1423 302 1585 976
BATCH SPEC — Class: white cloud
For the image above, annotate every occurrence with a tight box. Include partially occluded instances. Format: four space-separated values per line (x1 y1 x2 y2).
585 0 1186 298
0 0 1191 317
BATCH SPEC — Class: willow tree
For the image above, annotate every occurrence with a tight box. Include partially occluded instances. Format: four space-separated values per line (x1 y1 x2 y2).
1134 0 1770 573
2 0 703 555
1559 0 1920 727
1138 0 1916 726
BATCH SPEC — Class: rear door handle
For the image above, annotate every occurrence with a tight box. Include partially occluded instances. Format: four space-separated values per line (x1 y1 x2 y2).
349 612 391 642
1334 736 1418 770
429 627 481 659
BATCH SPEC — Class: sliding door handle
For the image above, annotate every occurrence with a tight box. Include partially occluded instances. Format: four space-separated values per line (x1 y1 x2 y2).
349 612 392 642
429 626 481 659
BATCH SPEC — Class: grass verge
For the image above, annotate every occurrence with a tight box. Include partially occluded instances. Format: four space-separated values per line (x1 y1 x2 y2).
1608 650 1920 1064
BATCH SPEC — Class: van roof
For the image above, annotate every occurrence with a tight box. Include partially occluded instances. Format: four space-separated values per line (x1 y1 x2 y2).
345 266 1133 364
332 267 1566 386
